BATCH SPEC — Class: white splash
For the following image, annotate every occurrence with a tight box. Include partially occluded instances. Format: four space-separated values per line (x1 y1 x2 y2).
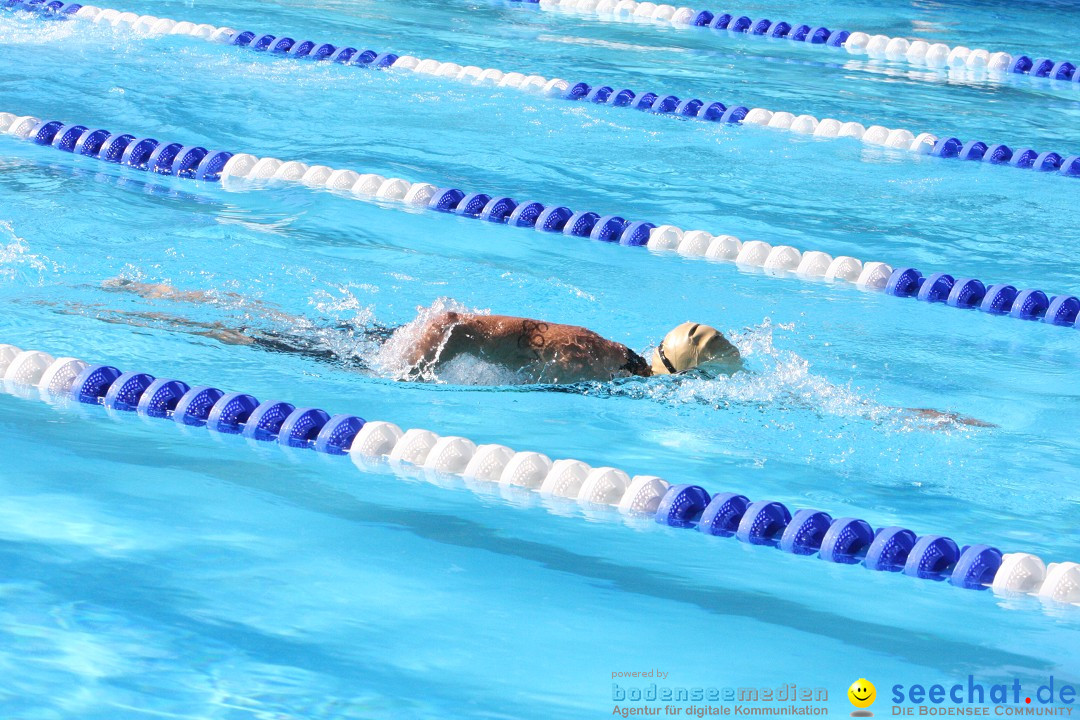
0 221 59 284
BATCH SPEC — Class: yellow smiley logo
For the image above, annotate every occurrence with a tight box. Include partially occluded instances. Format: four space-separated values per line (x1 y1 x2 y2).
848 678 876 712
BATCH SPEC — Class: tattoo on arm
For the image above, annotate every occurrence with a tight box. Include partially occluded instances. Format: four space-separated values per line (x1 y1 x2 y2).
516 320 549 360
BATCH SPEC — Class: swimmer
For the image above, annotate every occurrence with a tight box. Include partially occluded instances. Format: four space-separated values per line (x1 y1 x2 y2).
94 279 990 426
100 280 740 383
402 313 742 383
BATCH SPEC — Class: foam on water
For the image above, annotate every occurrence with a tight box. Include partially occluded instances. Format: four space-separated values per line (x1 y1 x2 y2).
0 221 59 285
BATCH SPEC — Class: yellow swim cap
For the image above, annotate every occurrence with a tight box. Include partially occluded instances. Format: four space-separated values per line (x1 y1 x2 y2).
651 322 741 376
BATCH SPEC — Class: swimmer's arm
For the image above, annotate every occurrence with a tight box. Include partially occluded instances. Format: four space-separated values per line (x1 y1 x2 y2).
405 311 475 368
906 407 995 428
102 278 295 323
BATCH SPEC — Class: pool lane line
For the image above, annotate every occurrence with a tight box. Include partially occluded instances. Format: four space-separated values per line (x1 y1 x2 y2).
510 0 1080 90
647 227 1080 327
1 342 1076 608
5 110 1080 331
8 2 1080 182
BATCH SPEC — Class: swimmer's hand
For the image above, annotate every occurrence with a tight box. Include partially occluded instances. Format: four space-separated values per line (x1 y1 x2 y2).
103 278 225 304
103 277 179 298
908 408 996 428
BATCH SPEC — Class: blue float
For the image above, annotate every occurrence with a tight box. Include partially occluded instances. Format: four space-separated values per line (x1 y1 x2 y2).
508 201 546 228
329 47 358 63
277 407 331 448
1050 61 1075 81
251 34 277 51
652 95 680 114
958 140 987 161
121 137 159 169
697 492 749 536
207 392 260 434
231 30 256 46
675 99 703 117
778 509 832 555
71 364 122 403
242 400 296 441
195 151 234 182
826 29 850 46
609 89 636 107
173 386 225 426
73 128 110 157
455 193 493 218
790 24 811 41
702 102 727 121
1009 148 1039 169
736 501 792 545
171 146 209 178
100 134 134 163
1028 57 1054 77
1008 55 1033 74
931 137 963 159
1061 156 1080 177
903 535 960 580
428 188 466 212
983 144 1013 164
137 378 191 418
589 215 627 242
355 49 383 66
916 272 954 303
719 106 748 123
372 52 399 68
885 267 924 297
147 142 183 175
978 284 1017 315
351 49 380 65
692 10 713 26
52 124 87 152
287 40 315 58
479 196 518 223
30 119 63 145
631 92 658 111
945 278 986 308
563 211 600 237
1044 296 1080 326
709 13 732 30
536 206 573 232
1033 151 1062 172
103 371 154 412
950 544 1002 589
865 527 917 572
1008 289 1049 320
314 414 366 454
769 22 792 38
565 82 590 100
271 37 295 54
655 484 711 528
618 221 655 247
820 517 874 564
729 16 751 33
585 86 613 103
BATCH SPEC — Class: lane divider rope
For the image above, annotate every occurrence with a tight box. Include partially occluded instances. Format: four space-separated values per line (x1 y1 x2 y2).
6 2 1080 181
1 342 1076 607
511 0 1080 89
882 268 1080 325
3 109 1079 331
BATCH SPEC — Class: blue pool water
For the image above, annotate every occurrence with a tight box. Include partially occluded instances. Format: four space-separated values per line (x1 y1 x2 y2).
2 0 1080 717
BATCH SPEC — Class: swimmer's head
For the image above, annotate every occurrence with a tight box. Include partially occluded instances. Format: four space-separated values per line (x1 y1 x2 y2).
651 322 742 376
